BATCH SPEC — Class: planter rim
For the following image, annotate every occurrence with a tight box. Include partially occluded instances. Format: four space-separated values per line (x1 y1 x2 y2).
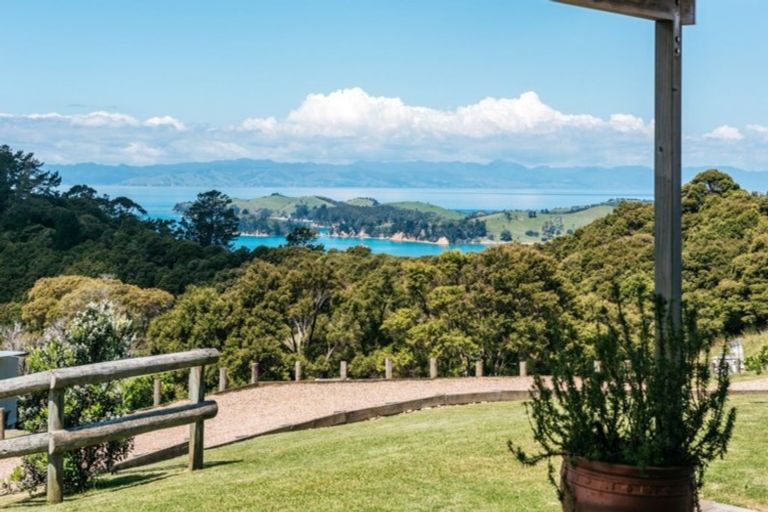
564 455 695 477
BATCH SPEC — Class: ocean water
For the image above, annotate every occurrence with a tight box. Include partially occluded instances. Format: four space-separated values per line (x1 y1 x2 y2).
86 185 650 257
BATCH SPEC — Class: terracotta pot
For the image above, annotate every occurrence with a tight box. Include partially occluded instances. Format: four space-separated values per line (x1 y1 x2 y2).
560 456 695 512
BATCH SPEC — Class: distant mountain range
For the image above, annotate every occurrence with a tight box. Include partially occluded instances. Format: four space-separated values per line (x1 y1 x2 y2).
51 159 768 192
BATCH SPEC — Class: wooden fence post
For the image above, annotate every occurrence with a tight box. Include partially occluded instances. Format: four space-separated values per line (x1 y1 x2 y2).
519 361 528 377
429 357 437 379
385 358 393 380
218 367 227 392
340 361 347 380
475 361 483 378
188 366 205 470
295 361 302 382
0 407 5 440
251 362 259 385
47 388 65 504
153 377 162 407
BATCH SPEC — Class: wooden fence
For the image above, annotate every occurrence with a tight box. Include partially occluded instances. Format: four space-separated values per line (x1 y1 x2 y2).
0 348 220 504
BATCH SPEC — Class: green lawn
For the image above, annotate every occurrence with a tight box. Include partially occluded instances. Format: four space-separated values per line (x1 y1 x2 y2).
4 396 767 511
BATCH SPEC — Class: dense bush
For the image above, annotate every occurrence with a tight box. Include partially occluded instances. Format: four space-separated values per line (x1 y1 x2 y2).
16 302 135 493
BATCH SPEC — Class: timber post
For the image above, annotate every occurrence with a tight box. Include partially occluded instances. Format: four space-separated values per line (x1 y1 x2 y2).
188 365 205 470
47 389 65 504
218 367 227 392
153 377 162 407
429 357 437 379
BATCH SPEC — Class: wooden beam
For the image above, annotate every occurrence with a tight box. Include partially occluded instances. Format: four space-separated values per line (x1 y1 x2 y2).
654 17 683 339
50 401 218 454
0 372 51 401
50 349 220 390
553 0 695 25
0 432 48 458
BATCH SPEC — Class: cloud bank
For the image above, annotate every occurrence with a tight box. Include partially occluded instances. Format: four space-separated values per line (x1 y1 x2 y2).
1 87 765 168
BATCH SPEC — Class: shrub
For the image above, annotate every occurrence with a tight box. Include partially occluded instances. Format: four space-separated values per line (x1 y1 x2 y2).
510 285 736 504
16 301 135 494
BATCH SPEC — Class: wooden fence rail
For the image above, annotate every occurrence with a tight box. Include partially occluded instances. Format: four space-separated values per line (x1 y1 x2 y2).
0 348 220 504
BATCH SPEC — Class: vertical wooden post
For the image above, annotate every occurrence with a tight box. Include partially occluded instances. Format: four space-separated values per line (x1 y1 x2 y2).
340 360 347 380
251 362 259 385
519 361 528 377
0 407 5 440
188 365 205 470
429 357 437 379
385 358 393 379
294 361 302 382
47 389 65 504
218 367 227 392
475 361 483 377
654 15 683 348
153 377 162 407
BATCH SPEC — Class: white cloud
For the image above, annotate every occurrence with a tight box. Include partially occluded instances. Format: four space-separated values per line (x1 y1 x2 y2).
704 125 744 141
747 124 768 141
144 115 186 131
1 88 765 168
242 88 619 140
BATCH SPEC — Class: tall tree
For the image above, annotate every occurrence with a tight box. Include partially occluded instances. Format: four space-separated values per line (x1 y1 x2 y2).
180 190 239 247
0 145 61 212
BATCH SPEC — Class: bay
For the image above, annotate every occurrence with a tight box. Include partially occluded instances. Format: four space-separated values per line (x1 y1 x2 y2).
85 185 650 257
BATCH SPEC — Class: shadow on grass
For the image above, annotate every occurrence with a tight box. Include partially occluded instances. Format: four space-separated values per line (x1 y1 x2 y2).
2 460 241 508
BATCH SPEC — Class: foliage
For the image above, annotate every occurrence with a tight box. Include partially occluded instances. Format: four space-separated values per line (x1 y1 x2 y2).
179 190 239 248
510 286 736 503
16 302 134 494
746 344 768 374
21 276 173 348
285 227 323 250
0 147 255 306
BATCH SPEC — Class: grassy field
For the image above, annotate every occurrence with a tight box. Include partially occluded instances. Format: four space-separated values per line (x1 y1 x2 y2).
5 396 766 511
478 205 615 243
385 201 468 220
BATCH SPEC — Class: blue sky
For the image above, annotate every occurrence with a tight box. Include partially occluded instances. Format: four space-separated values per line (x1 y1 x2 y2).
1 0 767 168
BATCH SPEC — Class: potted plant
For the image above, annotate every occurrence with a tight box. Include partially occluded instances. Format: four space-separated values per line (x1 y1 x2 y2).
510 286 736 512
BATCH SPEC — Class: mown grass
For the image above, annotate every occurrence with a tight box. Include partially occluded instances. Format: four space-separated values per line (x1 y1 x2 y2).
3 395 766 511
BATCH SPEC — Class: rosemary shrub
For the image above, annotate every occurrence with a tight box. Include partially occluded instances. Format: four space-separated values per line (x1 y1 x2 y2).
510 286 736 500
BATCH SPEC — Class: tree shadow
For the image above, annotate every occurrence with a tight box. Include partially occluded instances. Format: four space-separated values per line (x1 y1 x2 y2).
2 459 241 508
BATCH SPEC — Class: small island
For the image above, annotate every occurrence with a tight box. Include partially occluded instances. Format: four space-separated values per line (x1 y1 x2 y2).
175 193 621 244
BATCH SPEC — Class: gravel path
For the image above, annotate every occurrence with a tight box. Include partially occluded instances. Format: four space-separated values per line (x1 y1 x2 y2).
2 376 767 483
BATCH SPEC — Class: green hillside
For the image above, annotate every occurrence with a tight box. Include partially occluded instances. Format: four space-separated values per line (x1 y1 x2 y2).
386 201 467 220
8 397 768 511
232 194 335 216
479 204 616 243
345 197 379 207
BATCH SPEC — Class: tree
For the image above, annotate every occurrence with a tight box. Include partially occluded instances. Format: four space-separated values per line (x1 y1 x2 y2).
0 145 61 212
16 301 134 493
180 190 239 248
285 227 322 249
500 229 513 242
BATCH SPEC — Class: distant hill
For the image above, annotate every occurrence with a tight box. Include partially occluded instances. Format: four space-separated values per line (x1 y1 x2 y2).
51 159 768 192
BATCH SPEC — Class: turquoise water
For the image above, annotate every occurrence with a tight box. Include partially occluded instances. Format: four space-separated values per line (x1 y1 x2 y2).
85 185 650 257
